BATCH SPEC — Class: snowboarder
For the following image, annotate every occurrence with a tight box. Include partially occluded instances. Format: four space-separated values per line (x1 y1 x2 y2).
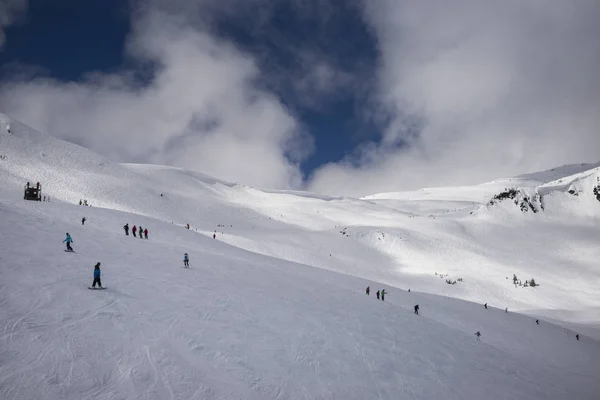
91 262 102 288
63 233 74 251
475 331 481 340
123 223 129 236
366 286 370 295
183 253 189 267
144 228 148 239
381 289 387 301
536 319 540 325
414 304 419 315
576 334 580 341
132 225 137 237
376 290 380 300
484 303 488 309
82 217 86 225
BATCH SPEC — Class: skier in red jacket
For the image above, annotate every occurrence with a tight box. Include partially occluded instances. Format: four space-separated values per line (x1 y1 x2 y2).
132 225 137 237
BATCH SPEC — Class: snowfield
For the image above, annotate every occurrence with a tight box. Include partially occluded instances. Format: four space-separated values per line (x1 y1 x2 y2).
1 113 599 399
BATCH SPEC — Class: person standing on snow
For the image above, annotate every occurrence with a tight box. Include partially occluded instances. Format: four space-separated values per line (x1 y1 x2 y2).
381 289 387 301
124 223 129 236
92 262 102 288
365 286 370 295
475 331 481 340
82 217 86 225
132 225 137 237
138 226 143 239
183 253 189 267
63 233 74 251
376 290 380 300
414 304 419 315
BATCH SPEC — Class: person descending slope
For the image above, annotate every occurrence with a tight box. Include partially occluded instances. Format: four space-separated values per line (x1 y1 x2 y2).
90 262 103 289
365 286 370 295
475 331 482 340
183 253 189 268
414 304 419 315
63 233 74 252
81 217 86 225
123 223 129 236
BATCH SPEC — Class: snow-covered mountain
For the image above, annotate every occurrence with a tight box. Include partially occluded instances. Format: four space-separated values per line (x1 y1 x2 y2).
1 113 599 399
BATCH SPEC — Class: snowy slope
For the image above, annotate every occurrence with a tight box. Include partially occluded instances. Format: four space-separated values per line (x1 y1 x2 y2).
1 112 600 325
1 192 599 399
1 112 600 398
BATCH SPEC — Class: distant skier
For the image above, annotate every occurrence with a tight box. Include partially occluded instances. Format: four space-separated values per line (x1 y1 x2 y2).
123 223 129 236
183 253 189 268
484 303 488 309
376 290 380 300
381 289 387 301
63 233 74 252
536 319 540 325
366 286 370 295
139 226 143 239
576 334 580 341
213 233 216 239
505 307 508 313
91 262 102 288
144 228 148 239
475 331 481 340
132 225 137 237
82 217 86 225
414 304 419 315
79 199 82 206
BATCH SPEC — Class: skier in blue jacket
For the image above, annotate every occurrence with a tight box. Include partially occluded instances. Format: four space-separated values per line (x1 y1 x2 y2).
63 233 73 251
92 262 102 288
183 253 189 267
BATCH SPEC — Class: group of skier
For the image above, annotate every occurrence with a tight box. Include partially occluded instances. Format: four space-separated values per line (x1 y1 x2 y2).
362 286 583 341
123 223 149 239
366 285 419 314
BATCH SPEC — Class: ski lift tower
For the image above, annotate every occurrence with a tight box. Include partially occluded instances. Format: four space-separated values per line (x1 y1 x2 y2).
24 181 42 201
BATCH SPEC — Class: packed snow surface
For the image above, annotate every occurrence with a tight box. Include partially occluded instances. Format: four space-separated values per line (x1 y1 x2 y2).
1 113 600 399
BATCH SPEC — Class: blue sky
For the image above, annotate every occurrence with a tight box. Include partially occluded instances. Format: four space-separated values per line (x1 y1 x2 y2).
1 0 599 196
0 0 381 176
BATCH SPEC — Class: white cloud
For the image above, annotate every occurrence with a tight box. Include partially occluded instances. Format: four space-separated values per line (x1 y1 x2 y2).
0 0 28 48
308 0 600 196
0 5 312 189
